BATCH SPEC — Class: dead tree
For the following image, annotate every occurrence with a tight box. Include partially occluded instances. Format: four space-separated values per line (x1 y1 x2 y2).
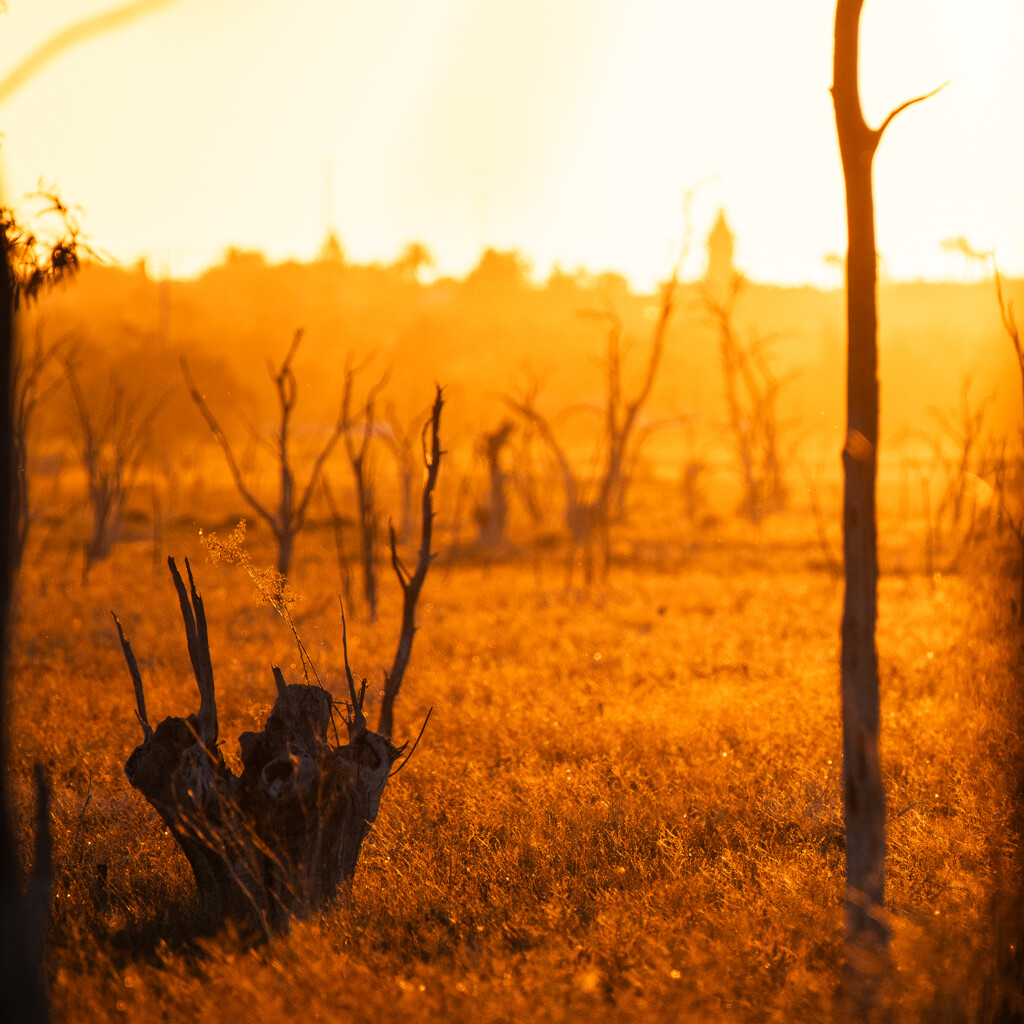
832 0 944 964
320 472 354 610
505 265 680 584
474 419 515 547
342 356 389 621
995 268 1024 622
116 387 444 934
1 194 57 1024
182 330 346 577
703 276 789 523
931 378 993 530
504 382 605 585
379 389 444 740
11 323 64 568
509 418 549 528
381 401 425 545
997 269 1024 425
66 365 162 576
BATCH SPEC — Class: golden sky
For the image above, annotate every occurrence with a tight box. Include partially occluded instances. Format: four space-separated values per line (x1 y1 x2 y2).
1 0 1021 287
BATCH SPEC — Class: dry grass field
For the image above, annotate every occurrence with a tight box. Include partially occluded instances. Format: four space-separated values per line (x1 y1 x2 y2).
5 494 1022 1022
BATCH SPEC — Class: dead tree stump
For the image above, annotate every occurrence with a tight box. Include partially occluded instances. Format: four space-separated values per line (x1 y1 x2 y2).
118 559 400 933
118 386 444 934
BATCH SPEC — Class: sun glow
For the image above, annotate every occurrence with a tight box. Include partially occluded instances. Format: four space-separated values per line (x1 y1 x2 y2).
1 0 1021 287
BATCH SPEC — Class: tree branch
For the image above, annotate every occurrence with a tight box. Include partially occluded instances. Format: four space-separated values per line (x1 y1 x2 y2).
112 612 152 740
168 557 218 747
874 81 949 142
181 357 274 528
292 402 347 531
377 385 444 739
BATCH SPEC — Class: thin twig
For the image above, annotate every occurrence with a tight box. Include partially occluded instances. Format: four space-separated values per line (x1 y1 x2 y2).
389 707 433 777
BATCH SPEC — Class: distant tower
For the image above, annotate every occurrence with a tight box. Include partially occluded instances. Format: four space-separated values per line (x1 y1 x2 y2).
318 152 344 263
705 209 735 290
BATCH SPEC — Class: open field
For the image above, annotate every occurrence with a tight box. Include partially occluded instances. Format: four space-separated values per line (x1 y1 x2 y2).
5 497 1022 1022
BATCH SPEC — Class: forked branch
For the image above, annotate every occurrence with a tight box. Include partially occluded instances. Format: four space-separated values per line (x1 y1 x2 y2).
339 601 367 732
378 385 444 739
168 557 218 747
874 81 949 143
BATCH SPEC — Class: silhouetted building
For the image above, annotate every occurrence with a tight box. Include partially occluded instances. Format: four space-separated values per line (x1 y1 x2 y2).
318 230 345 263
705 210 735 289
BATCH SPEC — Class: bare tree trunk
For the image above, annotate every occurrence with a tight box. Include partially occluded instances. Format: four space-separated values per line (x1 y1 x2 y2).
832 0 943 965
355 466 378 621
342 359 389 622
382 403 422 544
833 0 888 963
0 208 50 1024
994 270 1024 622
476 420 514 547
321 474 353 609
11 326 64 571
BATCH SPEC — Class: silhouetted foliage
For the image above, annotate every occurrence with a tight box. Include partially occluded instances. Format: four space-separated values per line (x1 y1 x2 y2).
465 248 531 291
0 191 89 309
391 241 433 282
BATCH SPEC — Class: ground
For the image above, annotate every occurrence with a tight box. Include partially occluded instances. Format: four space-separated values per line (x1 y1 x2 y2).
5 498 1022 1022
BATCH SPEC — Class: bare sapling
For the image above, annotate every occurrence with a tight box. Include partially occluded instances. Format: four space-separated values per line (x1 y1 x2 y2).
182 329 346 577
703 276 789 523
66 364 162 576
474 419 515 547
115 386 445 934
921 377 999 570
509 415 551 528
994 268 1024 621
379 386 444 739
320 472 354 609
504 250 681 585
381 401 426 544
342 355 390 621
11 321 65 568
795 448 842 578
504 380 605 585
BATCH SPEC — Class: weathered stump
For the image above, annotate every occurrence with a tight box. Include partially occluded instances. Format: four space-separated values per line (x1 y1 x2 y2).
118 558 401 933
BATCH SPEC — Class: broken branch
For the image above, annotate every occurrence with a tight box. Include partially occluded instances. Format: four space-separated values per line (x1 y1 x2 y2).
378 385 444 739
112 612 152 740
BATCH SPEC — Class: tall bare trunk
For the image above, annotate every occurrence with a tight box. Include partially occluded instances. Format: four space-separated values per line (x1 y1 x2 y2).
832 0 943 960
0 210 50 1023
833 0 887 956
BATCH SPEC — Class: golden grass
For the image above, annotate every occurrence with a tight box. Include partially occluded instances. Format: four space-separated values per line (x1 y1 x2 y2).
6 511 1021 1022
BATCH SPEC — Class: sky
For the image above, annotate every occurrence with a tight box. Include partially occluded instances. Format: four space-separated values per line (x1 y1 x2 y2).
0 0 1021 289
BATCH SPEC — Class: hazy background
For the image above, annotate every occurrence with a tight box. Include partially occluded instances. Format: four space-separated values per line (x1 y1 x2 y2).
2 0 1021 286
